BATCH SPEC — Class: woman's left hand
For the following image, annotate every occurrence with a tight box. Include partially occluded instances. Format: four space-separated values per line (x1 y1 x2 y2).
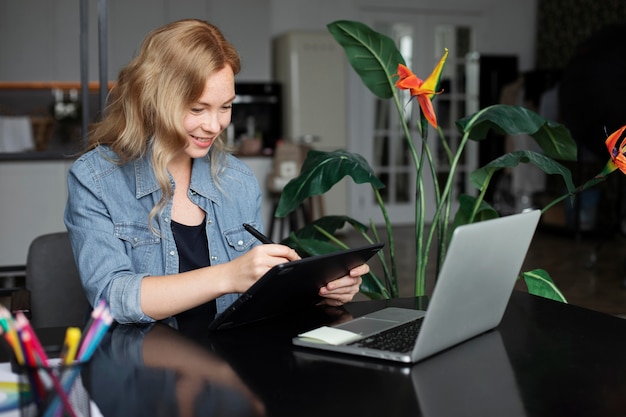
318 263 369 306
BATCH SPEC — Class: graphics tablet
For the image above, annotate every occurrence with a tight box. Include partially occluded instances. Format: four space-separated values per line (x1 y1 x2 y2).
208 243 384 331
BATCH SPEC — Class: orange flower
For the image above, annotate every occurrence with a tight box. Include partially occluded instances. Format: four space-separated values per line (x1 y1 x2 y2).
605 125 626 174
395 49 448 129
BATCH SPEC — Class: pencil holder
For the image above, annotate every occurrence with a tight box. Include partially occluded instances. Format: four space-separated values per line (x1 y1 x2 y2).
17 361 91 417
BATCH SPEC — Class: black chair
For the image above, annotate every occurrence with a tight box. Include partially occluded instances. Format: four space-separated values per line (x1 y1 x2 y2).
11 232 91 328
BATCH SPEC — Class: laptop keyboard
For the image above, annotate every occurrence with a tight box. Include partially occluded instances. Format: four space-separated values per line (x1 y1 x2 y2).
348 318 424 353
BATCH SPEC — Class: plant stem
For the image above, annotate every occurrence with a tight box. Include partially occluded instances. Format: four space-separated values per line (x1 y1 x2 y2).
373 186 398 297
434 126 452 268
424 110 481 274
391 95 471 295
390 93 429 296
366 220 394 295
470 175 492 222
541 172 610 214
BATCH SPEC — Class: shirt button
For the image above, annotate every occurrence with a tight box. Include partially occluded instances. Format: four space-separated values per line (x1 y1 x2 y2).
133 237 138 242
207 218 213 224
211 255 217 261
164 217 170 223
237 240 243 246
169 251 175 256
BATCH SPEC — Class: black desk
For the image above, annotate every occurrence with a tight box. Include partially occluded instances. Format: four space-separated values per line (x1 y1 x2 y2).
77 291 626 416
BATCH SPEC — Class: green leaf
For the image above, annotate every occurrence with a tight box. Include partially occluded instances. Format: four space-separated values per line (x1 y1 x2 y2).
456 104 577 161
283 237 344 257
327 20 405 99
452 195 499 228
359 270 390 300
279 216 368 246
275 150 385 217
522 269 568 303
445 195 499 248
470 150 575 194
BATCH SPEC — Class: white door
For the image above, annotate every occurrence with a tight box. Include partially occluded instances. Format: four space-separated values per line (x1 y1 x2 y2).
348 11 482 225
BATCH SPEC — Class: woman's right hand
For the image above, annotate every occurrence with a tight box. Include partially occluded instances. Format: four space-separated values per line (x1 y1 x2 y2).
226 244 300 293
140 244 300 321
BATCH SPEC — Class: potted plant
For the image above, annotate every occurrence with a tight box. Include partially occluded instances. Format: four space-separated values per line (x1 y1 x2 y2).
274 20 622 302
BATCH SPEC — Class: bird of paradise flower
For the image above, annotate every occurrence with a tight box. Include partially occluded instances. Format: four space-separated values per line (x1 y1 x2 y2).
395 49 448 129
606 125 626 174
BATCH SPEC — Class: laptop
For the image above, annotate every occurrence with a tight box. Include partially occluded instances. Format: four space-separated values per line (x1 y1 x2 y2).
208 242 384 331
293 209 541 363
293 329 527 417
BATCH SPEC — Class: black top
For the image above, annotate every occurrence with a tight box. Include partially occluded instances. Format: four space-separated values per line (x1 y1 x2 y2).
171 218 216 337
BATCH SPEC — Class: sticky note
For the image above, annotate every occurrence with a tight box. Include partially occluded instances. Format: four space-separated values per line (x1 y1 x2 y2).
297 326 361 345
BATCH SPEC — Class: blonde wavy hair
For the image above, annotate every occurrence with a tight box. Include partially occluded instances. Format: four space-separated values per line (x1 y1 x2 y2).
87 19 241 228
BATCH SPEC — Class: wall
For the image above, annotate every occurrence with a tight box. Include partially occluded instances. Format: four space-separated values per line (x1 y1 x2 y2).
536 0 626 70
0 159 73 267
269 0 537 71
0 0 538 82
0 0 273 82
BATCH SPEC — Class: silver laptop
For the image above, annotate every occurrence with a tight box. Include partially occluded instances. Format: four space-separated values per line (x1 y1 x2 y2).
293 209 541 363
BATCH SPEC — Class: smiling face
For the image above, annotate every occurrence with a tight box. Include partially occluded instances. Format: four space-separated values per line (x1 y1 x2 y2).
181 65 236 160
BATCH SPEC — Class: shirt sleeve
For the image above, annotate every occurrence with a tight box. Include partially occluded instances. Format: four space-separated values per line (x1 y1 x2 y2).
64 159 154 324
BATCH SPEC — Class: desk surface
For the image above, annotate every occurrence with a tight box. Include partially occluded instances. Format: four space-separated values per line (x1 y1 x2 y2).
35 291 626 417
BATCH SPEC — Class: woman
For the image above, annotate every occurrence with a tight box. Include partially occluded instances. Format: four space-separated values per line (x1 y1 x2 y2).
64 19 368 329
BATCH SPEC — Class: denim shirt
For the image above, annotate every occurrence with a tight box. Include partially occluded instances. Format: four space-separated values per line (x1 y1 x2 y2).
64 145 263 324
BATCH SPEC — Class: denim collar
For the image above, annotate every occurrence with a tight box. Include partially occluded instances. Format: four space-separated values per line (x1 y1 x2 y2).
132 151 221 204
133 154 160 199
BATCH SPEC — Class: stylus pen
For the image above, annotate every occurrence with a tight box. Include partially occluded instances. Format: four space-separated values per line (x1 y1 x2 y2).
243 223 274 244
